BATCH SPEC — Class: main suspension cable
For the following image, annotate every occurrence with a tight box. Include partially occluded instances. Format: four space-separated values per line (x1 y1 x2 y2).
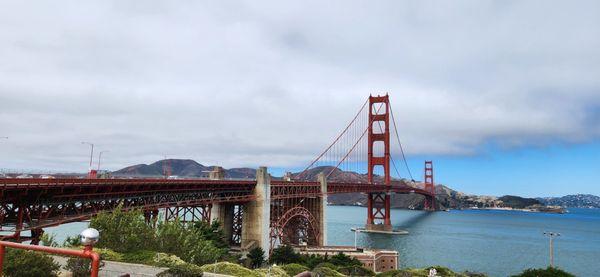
389 101 415 181
296 97 369 180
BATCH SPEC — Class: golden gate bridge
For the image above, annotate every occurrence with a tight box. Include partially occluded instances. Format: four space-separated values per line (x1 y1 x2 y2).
0 94 436 253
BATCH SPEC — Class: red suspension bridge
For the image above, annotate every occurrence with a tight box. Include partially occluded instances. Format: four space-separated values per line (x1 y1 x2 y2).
0 94 436 252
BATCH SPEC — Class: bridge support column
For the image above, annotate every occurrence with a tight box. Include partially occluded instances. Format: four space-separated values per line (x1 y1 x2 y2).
211 204 235 244
241 166 270 252
317 173 327 246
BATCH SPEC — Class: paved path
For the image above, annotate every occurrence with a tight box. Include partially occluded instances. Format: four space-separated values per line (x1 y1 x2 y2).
53 256 168 277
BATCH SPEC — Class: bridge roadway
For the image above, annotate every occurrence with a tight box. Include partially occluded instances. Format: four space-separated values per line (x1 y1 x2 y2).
0 177 431 230
0 174 433 248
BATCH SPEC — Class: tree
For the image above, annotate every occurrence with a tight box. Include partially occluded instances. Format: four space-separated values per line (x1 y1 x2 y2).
269 245 302 265
194 220 229 250
511 267 575 277
155 219 227 265
89 205 154 252
247 247 265 268
2 248 60 277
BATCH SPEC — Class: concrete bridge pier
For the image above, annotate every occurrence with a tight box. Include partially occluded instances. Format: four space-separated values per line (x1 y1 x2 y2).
241 166 271 252
317 173 327 246
210 203 234 243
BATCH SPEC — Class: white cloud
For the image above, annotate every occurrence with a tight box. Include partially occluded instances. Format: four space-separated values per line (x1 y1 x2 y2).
0 1 598 172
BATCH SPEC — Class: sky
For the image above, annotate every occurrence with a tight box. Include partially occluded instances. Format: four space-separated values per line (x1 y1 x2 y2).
0 1 599 197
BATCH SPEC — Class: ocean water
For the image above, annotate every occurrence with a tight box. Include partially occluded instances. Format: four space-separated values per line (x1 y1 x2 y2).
46 206 600 277
327 206 600 277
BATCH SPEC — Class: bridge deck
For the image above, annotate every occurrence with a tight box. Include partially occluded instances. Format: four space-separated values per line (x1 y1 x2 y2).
0 178 433 233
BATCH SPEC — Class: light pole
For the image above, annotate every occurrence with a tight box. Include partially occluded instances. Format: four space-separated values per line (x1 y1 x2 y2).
81 142 94 178
0 137 7 140
97 150 109 171
354 228 361 249
543 231 561 267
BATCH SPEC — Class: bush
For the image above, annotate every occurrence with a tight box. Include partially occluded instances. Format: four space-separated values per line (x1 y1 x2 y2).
95 248 125 261
511 267 575 277
40 232 59 247
155 220 227 265
2 248 60 277
338 265 376 276
248 247 265 268
269 245 302 265
200 262 262 277
122 250 157 264
329 252 363 268
281 263 309 276
315 262 339 271
157 264 204 277
255 266 290 277
64 257 105 277
90 206 155 253
312 265 345 277
154 252 188 267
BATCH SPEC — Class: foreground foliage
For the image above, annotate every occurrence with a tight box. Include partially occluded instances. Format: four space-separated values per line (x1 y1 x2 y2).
200 262 263 277
2 248 60 277
280 263 309 276
376 266 486 277
511 267 575 277
89 206 228 266
64 257 105 277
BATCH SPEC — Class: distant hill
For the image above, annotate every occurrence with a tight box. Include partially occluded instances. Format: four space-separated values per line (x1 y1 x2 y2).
113 159 590 210
497 195 541 209
112 159 256 179
537 194 600 208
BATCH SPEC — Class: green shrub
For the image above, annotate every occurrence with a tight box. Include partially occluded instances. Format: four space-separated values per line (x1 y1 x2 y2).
376 269 413 277
377 266 472 277
95 248 124 261
269 245 302 265
155 220 227 265
315 262 339 271
200 262 262 277
154 252 187 267
89 206 154 253
511 267 575 277
255 265 289 277
338 265 376 276
281 263 309 276
2 248 60 277
248 247 265 268
312 265 345 277
122 250 157 264
329 252 363 268
64 257 105 277
40 232 59 247
157 263 204 277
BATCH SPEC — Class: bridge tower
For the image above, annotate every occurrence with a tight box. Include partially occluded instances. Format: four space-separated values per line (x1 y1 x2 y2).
366 94 392 231
424 161 436 210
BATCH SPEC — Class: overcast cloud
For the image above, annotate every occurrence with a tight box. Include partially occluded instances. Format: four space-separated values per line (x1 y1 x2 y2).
0 1 599 172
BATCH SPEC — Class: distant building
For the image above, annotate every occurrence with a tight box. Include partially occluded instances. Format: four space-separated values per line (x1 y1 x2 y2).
297 246 398 273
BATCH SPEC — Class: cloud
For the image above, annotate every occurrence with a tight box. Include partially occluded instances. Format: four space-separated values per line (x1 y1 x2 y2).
0 1 599 172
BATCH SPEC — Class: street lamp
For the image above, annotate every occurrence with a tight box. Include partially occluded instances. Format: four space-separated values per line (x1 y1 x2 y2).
354 228 361 249
97 150 110 171
0 137 7 139
81 142 94 178
543 231 561 267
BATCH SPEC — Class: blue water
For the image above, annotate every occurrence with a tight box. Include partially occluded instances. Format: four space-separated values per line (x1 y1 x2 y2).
327 206 600 277
47 207 600 276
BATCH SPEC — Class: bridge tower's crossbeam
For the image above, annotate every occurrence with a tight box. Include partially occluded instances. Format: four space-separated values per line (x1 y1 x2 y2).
366 95 393 231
